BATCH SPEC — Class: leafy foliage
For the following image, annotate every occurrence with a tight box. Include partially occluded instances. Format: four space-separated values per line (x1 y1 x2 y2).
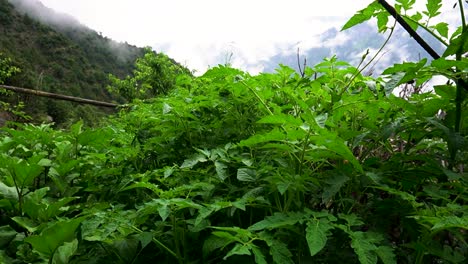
0 0 466 263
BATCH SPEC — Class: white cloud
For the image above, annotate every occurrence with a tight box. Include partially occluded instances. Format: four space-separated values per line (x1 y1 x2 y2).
37 0 465 74
37 0 373 73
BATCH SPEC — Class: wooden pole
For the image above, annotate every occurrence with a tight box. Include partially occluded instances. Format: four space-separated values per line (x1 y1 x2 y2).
0 85 118 108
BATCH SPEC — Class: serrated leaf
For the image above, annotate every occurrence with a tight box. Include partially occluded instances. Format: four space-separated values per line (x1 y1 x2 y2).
425 0 442 18
248 212 304 231
342 2 381 31
257 114 302 126
0 226 17 248
237 168 256 182
180 153 208 169
202 235 233 258
306 219 333 256
443 30 468 56
431 216 468 230
350 232 378 264
375 245 397 264
239 128 286 147
223 243 251 260
251 246 268 264
215 161 228 181
52 239 78 264
433 22 449 38
25 217 85 258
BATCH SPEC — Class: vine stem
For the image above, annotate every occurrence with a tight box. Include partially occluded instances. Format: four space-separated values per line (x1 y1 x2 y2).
401 14 449 46
339 19 396 96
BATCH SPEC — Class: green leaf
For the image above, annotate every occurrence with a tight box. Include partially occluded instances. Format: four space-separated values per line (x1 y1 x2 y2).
257 114 302 126
424 0 442 18
306 219 333 256
342 2 381 31
259 233 294 264
180 153 208 169
202 235 233 258
25 217 85 258
443 30 468 56
251 246 268 264
239 128 286 147
237 168 256 182
431 216 468 230
432 22 449 38
223 243 251 260
52 239 78 264
248 212 304 231
215 161 228 181
162 102 172 114
0 182 18 200
375 245 397 264
350 232 378 264
0 226 17 248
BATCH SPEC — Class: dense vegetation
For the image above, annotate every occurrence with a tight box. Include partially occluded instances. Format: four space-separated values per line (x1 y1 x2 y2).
0 0 187 125
0 0 467 263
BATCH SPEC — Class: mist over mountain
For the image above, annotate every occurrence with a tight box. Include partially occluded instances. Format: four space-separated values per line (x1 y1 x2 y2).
259 22 446 76
0 0 149 125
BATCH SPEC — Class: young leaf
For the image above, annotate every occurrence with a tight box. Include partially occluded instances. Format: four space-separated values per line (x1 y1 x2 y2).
306 219 333 256
237 168 256 182
375 245 397 264
248 212 304 231
25 217 85 258
342 2 381 31
223 243 251 260
349 232 379 264
52 239 78 264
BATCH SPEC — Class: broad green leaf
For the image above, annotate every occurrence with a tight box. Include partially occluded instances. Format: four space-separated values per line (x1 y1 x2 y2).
52 239 78 264
432 22 449 38
215 161 228 181
248 212 304 231
434 85 457 99
223 243 251 260
11 217 39 233
315 113 328 128
259 233 294 264
443 30 468 56
202 235 233 258
322 173 350 203
25 217 85 258
306 219 333 256
237 168 256 182
0 226 17 248
342 2 381 31
0 182 18 200
251 246 267 264
431 216 468 230
180 153 208 169
349 232 378 264
239 128 286 147
424 0 442 18
375 245 397 264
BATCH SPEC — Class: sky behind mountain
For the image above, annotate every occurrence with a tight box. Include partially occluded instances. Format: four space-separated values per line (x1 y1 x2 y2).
35 0 463 74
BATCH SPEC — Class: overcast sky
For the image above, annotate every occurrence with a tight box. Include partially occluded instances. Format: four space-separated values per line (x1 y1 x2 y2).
37 0 460 74
34 0 375 73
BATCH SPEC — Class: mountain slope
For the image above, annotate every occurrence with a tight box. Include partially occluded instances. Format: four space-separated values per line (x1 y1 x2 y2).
0 0 148 124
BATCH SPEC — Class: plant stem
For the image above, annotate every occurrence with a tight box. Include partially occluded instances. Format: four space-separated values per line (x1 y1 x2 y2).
401 14 449 47
455 0 467 134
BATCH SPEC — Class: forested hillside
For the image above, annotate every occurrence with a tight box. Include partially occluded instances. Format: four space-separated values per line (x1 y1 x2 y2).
0 0 147 125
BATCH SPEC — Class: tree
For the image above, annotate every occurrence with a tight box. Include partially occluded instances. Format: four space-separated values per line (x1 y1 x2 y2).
107 47 191 101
